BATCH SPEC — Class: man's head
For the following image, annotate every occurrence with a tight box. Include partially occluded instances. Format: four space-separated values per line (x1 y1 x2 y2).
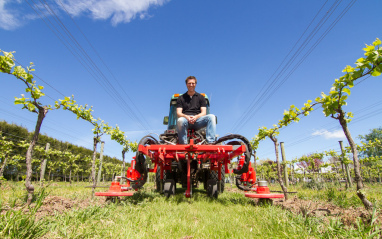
185 76 197 93
185 76 197 85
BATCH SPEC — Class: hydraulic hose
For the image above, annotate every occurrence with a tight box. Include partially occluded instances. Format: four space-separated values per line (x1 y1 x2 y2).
133 135 158 190
235 175 254 191
213 134 252 174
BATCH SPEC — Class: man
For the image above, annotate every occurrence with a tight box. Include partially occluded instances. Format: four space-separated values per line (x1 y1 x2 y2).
176 76 216 144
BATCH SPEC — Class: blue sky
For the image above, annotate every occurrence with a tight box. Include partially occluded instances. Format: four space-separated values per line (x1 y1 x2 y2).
1 0 381 163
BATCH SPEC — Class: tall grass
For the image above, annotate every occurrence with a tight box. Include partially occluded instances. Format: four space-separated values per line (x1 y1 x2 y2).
287 181 382 209
0 187 48 238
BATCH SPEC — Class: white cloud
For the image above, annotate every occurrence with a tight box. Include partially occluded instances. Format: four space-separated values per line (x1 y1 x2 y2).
0 0 169 30
312 129 346 139
0 0 22 30
56 0 169 26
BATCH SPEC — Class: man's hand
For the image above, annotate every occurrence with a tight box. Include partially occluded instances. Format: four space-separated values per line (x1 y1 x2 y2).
189 115 197 124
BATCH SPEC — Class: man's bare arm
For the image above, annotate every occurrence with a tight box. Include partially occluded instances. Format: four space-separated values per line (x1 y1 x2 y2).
177 108 191 122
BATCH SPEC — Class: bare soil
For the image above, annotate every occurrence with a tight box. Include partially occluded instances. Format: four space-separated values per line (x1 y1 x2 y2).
33 195 107 220
0 195 107 220
273 196 382 227
225 186 381 227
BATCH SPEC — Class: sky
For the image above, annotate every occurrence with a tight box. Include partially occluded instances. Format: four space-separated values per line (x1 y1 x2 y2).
1 0 381 164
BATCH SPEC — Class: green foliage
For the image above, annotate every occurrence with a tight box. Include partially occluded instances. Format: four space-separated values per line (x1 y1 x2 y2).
303 179 326 190
315 38 382 121
0 121 125 181
251 100 317 151
325 187 362 208
56 95 135 155
358 127 382 158
0 50 52 113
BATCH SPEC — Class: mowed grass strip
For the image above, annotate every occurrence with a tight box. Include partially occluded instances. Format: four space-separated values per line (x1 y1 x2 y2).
44 189 319 239
2 181 381 238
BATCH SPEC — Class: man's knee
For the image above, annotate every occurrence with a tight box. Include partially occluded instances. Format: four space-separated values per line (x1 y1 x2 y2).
207 114 216 124
177 117 188 128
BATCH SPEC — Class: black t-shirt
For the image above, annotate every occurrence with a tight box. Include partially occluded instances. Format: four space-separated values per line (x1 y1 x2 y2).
176 92 207 116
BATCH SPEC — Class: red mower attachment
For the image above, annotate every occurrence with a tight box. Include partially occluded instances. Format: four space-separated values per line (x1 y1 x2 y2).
236 156 256 188
234 156 284 202
94 181 134 197
95 159 141 197
244 181 284 204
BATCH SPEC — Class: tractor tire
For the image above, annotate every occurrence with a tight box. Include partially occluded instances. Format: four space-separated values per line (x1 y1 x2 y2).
206 179 218 198
164 179 176 198
155 166 171 193
134 135 158 190
208 166 225 193
203 170 208 190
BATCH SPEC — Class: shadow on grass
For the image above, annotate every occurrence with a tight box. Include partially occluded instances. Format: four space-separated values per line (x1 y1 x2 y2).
120 190 158 205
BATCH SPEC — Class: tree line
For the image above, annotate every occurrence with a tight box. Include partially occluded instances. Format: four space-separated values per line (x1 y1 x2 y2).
0 120 129 183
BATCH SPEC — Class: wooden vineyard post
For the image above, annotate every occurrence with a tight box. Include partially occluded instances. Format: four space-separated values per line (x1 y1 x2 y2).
39 143 50 186
122 150 126 178
339 141 353 188
97 141 105 183
280 142 289 188
253 151 257 173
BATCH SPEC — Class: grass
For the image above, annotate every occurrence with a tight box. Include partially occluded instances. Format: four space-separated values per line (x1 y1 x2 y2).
288 181 382 208
0 187 49 238
0 180 381 238
43 190 320 239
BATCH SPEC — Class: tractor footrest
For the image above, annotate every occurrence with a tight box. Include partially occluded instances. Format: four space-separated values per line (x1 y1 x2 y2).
245 193 284 199
95 192 134 197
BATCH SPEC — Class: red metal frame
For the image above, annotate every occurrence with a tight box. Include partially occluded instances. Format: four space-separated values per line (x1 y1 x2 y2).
138 140 246 162
140 139 246 198
96 139 284 200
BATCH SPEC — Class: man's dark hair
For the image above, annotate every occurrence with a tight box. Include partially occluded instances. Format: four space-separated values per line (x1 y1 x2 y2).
185 76 197 84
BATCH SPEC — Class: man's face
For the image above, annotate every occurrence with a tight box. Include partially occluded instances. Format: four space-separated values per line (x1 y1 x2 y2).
186 79 196 92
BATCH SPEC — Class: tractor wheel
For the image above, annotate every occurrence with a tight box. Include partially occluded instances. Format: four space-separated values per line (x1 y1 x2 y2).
155 166 171 193
164 179 176 198
134 135 159 190
206 179 218 198
208 166 225 193
203 170 208 190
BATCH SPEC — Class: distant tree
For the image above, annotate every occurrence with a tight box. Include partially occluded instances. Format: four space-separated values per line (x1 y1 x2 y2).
358 127 382 157
0 134 14 178
296 153 324 173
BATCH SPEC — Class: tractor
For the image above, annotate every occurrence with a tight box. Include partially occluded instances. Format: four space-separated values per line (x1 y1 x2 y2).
96 93 284 201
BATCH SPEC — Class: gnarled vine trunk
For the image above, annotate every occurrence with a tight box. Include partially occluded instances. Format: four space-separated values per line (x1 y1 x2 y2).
91 137 98 198
0 155 8 177
270 136 288 200
338 110 373 209
25 106 48 205
122 150 126 177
